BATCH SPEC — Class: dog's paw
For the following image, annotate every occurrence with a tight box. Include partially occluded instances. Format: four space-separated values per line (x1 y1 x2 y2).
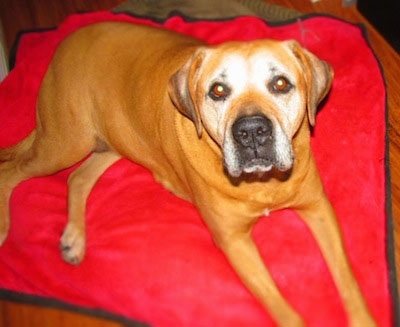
60 223 86 265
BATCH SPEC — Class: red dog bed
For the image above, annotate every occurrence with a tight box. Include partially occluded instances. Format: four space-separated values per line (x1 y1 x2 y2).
0 11 396 327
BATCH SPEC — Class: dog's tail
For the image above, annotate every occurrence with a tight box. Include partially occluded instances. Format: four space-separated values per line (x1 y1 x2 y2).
0 132 35 162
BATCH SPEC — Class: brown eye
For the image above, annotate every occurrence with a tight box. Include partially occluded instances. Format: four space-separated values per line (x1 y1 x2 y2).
209 82 230 101
270 76 292 94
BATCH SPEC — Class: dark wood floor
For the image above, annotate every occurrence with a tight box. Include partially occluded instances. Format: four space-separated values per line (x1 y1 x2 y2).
0 0 398 326
0 0 125 51
0 299 124 327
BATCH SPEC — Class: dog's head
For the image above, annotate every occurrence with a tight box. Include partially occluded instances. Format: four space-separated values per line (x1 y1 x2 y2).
168 40 333 178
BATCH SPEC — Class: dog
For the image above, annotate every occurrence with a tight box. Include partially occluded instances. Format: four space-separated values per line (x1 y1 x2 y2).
0 22 376 326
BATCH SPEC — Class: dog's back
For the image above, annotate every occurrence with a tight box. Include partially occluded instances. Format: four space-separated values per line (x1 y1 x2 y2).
37 22 204 170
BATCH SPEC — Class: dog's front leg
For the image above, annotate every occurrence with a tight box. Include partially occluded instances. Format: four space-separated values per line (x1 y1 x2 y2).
217 230 305 327
196 196 305 327
296 196 377 327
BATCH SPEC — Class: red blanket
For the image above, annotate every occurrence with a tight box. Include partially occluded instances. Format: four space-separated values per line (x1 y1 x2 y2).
0 11 394 327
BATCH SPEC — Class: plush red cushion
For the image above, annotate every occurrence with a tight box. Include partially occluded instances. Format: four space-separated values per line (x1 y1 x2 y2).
0 11 394 327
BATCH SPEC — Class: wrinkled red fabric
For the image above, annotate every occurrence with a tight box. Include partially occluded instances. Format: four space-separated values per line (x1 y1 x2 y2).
0 12 392 327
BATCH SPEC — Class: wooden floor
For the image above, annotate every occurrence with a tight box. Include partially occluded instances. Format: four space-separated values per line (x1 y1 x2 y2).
0 299 125 327
0 0 398 326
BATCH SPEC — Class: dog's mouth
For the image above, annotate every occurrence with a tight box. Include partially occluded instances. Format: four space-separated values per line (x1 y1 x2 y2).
242 159 273 174
228 157 281 178
226 154 293 178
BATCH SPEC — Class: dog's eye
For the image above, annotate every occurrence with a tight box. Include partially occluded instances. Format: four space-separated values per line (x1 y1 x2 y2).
270 76 292 94
209 82 230 101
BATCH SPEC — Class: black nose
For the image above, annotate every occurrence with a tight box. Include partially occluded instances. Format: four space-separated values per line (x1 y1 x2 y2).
232 115 273 149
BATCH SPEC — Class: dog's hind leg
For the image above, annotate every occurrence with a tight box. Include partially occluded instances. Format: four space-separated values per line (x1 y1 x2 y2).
61 151 121 265
0 132 41 244
0 133 34 244
0 128 96 245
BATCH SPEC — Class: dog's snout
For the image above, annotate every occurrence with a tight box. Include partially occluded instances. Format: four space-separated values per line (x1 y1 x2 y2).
232 116 273 149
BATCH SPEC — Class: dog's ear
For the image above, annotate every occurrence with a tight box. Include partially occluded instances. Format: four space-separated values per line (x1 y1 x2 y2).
288 40 334 126
168 49 206 137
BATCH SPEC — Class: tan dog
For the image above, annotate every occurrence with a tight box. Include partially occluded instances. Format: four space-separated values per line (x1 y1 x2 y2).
0 22 375 326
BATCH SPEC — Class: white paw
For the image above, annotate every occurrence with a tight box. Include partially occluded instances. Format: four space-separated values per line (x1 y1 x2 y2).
60 223 86 265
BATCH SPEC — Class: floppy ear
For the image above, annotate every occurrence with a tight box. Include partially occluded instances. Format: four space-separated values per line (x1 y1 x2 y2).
289 41 334 126
168 49 206 137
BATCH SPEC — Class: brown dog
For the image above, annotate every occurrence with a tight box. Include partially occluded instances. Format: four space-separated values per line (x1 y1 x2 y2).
0 22 375 326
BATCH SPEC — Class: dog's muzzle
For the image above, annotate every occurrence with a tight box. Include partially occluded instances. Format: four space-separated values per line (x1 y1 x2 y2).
224 113 293 178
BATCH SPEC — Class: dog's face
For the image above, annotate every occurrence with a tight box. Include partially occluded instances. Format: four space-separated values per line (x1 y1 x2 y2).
169 40 333 178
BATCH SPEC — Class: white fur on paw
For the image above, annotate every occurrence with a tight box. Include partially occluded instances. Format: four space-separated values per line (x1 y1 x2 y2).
60 224 86 265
